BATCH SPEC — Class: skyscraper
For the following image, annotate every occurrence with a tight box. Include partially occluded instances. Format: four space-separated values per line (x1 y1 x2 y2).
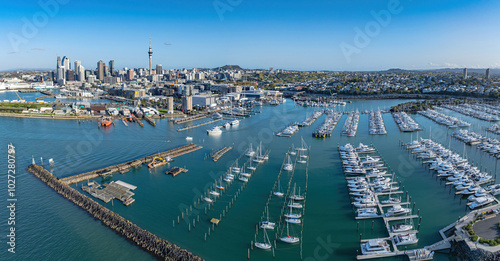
97 61 105 81
156 64 162 75
109 60 115 76
463 68 468 79
74 60 81 81
486 68 491 80
62 56 70 70
148 38 153 75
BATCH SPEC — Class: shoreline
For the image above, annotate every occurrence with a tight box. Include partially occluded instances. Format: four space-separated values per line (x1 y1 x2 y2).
0 112 185 120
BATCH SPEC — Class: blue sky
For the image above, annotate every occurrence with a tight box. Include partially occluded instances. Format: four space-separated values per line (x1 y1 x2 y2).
1 0 500 71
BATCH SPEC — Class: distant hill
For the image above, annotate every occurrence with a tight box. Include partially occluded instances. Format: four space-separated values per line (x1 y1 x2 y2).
214 65 244 71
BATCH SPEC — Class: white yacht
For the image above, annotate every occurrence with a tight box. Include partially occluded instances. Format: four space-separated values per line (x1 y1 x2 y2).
255 229 272 250
385 205 410 217
469 196 494 210
360 239 391 255
283 154 293 171
393 233 419 246
391 223 413 233
231 119 240 126
357 208 378 218
207 126 222 135
280 223 300 244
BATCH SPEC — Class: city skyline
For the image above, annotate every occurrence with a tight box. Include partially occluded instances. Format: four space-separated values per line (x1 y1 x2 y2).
1 0 500 71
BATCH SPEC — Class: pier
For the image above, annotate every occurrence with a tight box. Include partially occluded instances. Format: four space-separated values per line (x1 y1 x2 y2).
211 147 232 162
177 119 222 132
173 115 206 124
28 164 202 261
143 116 156 127
60 144 202 185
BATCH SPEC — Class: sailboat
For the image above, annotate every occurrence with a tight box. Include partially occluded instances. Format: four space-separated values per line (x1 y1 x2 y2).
240 164 251 177
290 184 304 201
284 204 302 219
289 144 297 155
283 154 293 171
297 150 307 164
280 222 300 244
255 228 272 250
245 144 255 157
255 142 269 160
247 159 257 171
260 207 275 230
274 180 284 197
253 145 265 163
232 159 241 173
297 137 308 151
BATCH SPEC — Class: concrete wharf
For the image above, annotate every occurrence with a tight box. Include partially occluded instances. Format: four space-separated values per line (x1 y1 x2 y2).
60 144 202 185
177 119 222 132
143 116 156 127
172 115 206 124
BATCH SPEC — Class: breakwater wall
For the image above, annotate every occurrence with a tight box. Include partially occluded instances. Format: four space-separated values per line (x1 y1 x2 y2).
28 164 203 261
60 144 202 185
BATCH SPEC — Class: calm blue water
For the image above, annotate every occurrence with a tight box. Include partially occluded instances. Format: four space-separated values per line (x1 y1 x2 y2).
2 99 498 261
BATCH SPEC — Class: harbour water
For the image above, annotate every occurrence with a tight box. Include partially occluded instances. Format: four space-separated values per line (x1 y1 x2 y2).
2 99 499 261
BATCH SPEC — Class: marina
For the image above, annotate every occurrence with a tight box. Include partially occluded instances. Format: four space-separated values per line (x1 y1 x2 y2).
9 98 500 261
342 111 360 136
392 111 422 132
312 111 342 138
443 104 500 122
418 109 471 128
369 110 387 135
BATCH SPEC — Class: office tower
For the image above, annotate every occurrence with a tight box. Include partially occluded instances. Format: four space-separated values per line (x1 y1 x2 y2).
97 61 105 81
66 70 75 81
156 64 162 75
463 68 467 79
127 69 134 81
109 60 115 76
486 68 491 80
103 64 109 77
148 38 153 75
74 61 81 81
78 65 85 81
62 56 70 70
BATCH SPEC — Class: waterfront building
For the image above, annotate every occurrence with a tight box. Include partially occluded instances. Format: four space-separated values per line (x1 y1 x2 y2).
182 95 192 112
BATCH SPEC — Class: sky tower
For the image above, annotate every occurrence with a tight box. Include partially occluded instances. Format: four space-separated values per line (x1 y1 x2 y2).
148 38 153 75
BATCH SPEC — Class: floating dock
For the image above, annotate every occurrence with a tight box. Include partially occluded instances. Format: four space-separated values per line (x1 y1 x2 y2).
166 167 188 177
60 144 202 185
211 147 232 162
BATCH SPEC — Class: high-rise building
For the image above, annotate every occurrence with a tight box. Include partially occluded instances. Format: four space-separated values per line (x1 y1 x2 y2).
463 68 468 79
66 70 75 81
486 68 491 80
167 97 174 113
182 95 192 112
62 56 70 70
97 61 105 81
148 38 153 75
156 64 162 75
103 64 109 77
74 60 82 81
109 60 115 76
78 65 85 82
127 69 135 81
57 56 61 69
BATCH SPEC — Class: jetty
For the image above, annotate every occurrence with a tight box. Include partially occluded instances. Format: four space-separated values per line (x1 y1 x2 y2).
28 164 203 261
136 118 144 127
173 115 206 124
177 119 222 132
60 144 202 185
211 147 232 162
144 116 156 127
